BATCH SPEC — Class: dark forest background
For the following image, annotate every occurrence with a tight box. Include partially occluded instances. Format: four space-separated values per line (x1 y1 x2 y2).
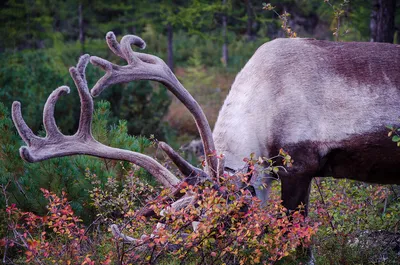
1 0 400 140
1 0 400 139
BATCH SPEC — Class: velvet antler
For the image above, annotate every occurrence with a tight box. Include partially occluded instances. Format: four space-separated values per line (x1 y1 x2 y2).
12 55 180 188
90 32 219 178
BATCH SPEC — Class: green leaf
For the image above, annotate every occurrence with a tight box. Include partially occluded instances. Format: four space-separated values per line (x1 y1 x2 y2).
392 135 400 142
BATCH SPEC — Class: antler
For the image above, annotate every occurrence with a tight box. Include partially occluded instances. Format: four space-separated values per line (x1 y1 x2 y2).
90 32 219 178
11 55 180 188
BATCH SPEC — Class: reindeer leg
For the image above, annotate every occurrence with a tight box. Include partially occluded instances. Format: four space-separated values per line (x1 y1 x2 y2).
280 174 315 263
281 174 313 215
279 148 319 264
279 145 320 214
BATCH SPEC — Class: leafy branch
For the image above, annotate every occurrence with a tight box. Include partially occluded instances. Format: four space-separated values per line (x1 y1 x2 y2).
262 3 298 38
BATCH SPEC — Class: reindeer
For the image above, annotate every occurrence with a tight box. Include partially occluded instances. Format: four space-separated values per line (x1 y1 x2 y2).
11 33 400 242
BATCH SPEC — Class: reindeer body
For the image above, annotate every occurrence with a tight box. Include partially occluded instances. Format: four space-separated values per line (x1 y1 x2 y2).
213 38 400 211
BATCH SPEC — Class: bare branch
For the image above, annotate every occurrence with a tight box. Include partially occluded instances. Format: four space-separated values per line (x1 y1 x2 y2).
111 224 139 244
111 195 195 244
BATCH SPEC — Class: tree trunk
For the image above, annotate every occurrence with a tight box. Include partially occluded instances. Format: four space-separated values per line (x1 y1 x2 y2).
370 0 378 42
397 1 400 44
167 22 174 72
371 0 396 43
245 0 254 41
78 2 85 52
397 30 400 44
222 0 228 67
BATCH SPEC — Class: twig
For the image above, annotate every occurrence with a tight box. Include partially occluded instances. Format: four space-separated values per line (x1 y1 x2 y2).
263 3 298 38
314 178 336 231
324 0 349 41
382 195 388 217
1 181 11 263
13 230 45 265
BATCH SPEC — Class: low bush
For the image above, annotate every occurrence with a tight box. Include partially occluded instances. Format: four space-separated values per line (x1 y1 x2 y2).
309 178 400 264
2 160 318 265
2 155 400 264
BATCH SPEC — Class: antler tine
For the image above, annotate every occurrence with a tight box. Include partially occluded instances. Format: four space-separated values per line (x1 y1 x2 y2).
11 102 40 146
70 54 93 138
43 86 70 138
106 32 125 59
89 35 150 97
110 224 139 243
77 54 90 80
12 86 69 163
120 35 146 65
106 31 147 65
89 56 116 97
158 141 209 181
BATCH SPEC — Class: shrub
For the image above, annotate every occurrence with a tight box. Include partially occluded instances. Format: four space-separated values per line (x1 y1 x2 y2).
104 158 318 265
2 156 319 265
3 189 113 264
309 178 400 264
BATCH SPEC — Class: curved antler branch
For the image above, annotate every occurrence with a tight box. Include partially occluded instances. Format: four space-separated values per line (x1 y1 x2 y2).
70 54 93 137
42 87 69 138
11 54 180 188
158 141 209 181
120 35 146 65
90 32 219 179
106 32 124 58
12 102 41 146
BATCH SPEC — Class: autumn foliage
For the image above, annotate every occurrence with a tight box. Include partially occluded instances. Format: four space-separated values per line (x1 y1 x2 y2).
112 175 317 264
2 148 399 265
2 165 319 265
3 189 112 264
